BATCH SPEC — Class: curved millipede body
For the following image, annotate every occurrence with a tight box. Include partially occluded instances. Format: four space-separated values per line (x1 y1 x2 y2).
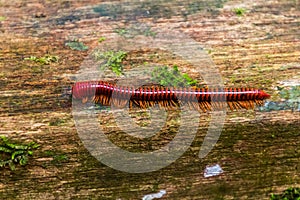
72 81 271 112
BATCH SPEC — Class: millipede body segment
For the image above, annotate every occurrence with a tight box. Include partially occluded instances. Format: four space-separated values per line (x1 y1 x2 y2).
72 81 270 112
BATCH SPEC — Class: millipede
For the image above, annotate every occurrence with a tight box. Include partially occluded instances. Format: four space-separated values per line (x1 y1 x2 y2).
72 81 271 112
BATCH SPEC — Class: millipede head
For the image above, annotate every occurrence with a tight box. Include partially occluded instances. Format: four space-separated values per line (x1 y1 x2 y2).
258 90 271 99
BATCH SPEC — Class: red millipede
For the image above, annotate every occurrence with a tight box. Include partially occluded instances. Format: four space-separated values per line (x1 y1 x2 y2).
72 81 271 112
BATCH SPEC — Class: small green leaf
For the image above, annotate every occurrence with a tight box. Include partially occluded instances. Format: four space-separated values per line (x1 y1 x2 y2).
173 65 179 72
19 156 28 165
0 160 10 167
0 135 8 142
98 36 106 43
0 146 12 153
8 161 15 170
15 145 29 150
233 8 246 16
12 150 25 160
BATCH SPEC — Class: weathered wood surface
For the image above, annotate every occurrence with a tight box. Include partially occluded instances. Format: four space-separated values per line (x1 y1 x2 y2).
0 0 299 199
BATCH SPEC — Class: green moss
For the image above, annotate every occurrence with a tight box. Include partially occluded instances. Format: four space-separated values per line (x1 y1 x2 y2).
93 50 127 76
233 8 246 16
24 55 59 65
151 65 198 87
98 36 106 43
114 28 128 36
49 118 66 126
114 26 156 38
52 154 69 165
65 40 88 51
270 187 300 200
42 150 69 167
0 136 39 170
